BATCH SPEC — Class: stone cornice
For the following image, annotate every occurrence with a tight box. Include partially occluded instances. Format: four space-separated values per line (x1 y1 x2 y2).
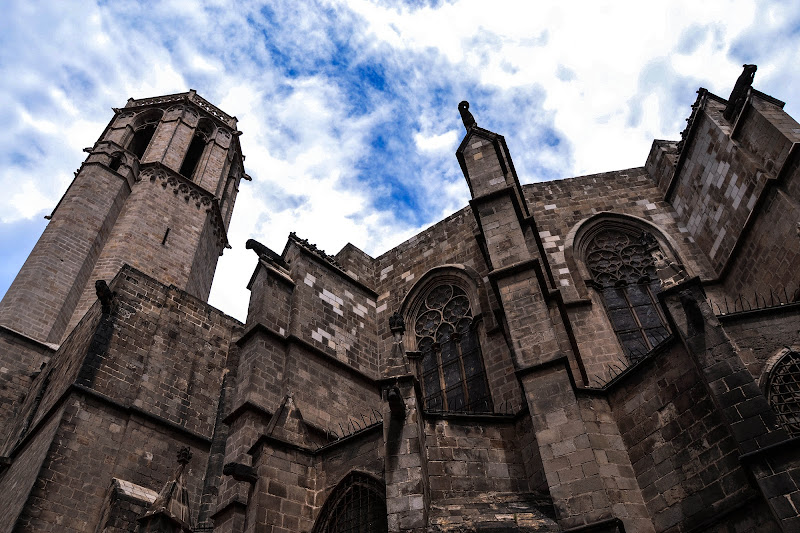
122 90 237 129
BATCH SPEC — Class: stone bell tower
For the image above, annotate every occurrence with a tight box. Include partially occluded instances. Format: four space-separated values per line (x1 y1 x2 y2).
0 90 248 345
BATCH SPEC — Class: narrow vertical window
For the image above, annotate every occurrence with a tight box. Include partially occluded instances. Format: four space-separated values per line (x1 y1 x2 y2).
129 122 157 160
766 350 800 436
414 284 492 412
179 133 206 179
586 228 670 364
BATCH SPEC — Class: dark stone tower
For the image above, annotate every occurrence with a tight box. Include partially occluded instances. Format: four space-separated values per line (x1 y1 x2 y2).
0 90 246 345
0 91 247 430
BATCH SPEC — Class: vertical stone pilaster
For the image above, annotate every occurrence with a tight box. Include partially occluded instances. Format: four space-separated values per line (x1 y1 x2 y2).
521 365 654 533
382 375 428 532
458 115 653 532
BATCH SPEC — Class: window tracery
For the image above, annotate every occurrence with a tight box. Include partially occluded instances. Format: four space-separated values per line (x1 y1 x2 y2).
766 350 800 436
414 284 492 412
585 228 670 363
312 473 387 533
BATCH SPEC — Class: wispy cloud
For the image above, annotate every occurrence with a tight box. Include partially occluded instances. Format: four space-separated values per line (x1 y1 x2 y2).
1 0 799 321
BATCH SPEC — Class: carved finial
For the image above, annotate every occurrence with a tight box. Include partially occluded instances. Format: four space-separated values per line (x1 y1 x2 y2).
459 101 476 130
177 447 192 465
723 64 757 122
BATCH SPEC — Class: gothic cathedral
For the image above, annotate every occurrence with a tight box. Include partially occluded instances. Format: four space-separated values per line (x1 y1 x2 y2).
0 69 799 532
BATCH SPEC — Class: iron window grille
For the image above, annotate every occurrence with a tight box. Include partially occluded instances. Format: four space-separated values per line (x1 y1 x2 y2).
585 228 670 364
414 284 493 413
312 473 388 533
766 350 800 437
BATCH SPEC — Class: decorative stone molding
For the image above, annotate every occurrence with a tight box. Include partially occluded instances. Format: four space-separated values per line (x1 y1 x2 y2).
126 90 237 128
140 163 229 251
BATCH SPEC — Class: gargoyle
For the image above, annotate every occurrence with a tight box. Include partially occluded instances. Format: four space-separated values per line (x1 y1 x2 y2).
223 462 258 484
679 289 705 337
387 386 406 420
723 64 757 122
95 280 113 314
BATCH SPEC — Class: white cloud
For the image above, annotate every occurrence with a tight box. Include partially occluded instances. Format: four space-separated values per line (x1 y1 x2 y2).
2 0 800 322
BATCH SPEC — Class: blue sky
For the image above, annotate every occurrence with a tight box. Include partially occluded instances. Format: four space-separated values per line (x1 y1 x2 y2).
1 0 799 321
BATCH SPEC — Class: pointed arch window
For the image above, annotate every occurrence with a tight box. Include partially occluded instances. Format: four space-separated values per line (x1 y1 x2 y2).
585 228 670 363
128 112 161 160
179 121 213 180
414 284 492 412
765 350 800 436
312 473 388 533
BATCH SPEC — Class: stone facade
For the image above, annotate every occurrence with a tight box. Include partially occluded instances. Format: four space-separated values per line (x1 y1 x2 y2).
1 71 799 533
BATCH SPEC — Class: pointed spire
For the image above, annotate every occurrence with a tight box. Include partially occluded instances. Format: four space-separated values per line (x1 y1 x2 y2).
266 393 312 448
138 447 194 533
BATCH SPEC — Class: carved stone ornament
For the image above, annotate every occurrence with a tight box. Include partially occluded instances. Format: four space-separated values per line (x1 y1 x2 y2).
459 101 476 130
177 446 192 465
389 311 405 335
223 462 258 483
723 64 757 122
95 280 113 314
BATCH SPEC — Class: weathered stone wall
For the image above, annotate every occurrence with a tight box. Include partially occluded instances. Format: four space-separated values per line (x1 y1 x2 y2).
524 169 715 299
716 160 800 299
608 342 772 532
0 161 132 344
721 309 800 382
65 168 225 334
0 332 52 432
521 169 713 385
12 395 210 533
372 207 521 411
336 243 377 287
2 298 104 453
286 244 380 378
666 99 768 276
0 405 63 533
1 265 240 531
425 418 530 500
314 428 385 508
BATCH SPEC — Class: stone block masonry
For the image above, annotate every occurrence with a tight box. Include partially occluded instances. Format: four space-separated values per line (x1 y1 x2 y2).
2 77 800 532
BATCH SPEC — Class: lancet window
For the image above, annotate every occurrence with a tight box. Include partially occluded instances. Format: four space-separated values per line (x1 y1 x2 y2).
765 350 800 437
414 284 492 412
179 121 214 180
128 112 161 160
585 228 670 363
312 473 388 533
